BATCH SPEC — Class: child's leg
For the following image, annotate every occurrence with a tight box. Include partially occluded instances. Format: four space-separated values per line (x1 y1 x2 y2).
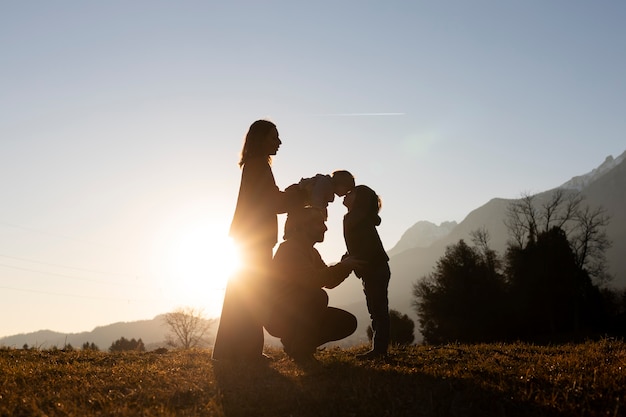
362 264 391 353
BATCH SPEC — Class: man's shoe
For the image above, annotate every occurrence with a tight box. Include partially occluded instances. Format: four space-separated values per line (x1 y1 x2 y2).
282 340 317 365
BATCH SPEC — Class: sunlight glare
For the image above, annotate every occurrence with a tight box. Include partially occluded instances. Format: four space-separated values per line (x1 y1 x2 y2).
165 222 240 315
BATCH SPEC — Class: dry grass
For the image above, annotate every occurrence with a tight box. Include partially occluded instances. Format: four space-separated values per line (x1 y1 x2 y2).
1 339 624 416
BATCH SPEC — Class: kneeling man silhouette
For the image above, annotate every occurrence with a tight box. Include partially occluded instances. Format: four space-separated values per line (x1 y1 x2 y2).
264 207 363 363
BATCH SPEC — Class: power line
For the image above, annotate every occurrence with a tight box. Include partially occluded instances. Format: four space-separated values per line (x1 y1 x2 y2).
0 263 147 288
0 253 137 278
0 220 132 253
0 284 132 301
0 279 169 304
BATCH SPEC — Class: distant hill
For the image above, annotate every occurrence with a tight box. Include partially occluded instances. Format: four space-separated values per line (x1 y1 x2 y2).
577 152 626 285
0 315 218 351
387 220 458 257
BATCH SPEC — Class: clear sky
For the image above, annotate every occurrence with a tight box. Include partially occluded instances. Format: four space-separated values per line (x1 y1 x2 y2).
1 1 625 338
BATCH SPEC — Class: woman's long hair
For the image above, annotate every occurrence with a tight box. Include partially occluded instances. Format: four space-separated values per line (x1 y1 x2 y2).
239 119 276 167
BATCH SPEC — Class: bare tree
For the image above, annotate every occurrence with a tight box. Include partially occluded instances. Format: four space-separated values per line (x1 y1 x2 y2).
505 190 584 247
505 193 538 248
163 307 212 349
470 227 501 273
571 205 612 284
505 189 611 283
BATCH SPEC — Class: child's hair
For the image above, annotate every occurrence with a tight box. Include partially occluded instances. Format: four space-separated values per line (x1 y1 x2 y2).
331 170 355 188
351 185 382 225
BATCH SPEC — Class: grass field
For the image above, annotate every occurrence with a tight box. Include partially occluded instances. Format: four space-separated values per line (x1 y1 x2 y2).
1 339 624 416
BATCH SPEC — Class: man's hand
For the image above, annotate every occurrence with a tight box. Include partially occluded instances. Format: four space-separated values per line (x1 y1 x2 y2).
340 256 366 271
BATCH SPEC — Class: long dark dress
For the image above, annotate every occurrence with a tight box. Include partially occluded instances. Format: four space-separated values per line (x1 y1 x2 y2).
212 157 290 361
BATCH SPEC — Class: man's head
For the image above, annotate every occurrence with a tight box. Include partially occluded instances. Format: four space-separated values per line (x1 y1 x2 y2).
283 207 327 244
331 170 355 197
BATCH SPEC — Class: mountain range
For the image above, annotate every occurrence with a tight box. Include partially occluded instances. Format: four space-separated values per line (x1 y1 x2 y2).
2 150 625 348
0 315 217 351
384 150 626 340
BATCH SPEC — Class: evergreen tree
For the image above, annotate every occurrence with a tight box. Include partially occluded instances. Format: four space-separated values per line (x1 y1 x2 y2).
109 337 145 352
413 239 507 344
366 309 415 346
82 342 100 351
506 227 604 342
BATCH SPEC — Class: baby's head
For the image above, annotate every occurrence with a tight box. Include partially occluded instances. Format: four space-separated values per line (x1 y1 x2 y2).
331 170 355 196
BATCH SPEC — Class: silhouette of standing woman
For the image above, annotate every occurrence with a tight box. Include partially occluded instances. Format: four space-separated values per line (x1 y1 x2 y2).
212 119 294 362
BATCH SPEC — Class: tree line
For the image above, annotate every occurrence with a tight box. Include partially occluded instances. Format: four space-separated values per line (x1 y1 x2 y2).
413 190 626 344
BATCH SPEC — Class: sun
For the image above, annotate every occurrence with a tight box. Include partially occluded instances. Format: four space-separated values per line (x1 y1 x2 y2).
164 222 241 315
